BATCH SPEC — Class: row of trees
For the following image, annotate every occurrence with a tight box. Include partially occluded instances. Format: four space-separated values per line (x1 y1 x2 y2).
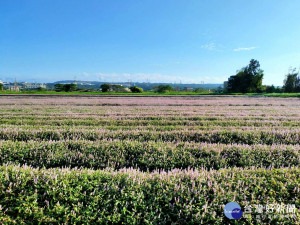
226 59 300 93
100 84 143 93
54 83 175 93
100 84 214 93
100 84 177 93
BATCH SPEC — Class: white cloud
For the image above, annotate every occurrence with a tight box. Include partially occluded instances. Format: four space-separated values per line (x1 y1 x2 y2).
200 42 216 51
233 47 257 52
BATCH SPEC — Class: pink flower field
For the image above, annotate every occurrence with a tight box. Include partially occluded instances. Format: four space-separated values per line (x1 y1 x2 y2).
0 96 299 224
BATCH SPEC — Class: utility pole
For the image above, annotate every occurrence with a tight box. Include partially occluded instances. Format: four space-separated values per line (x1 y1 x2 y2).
74 76 77 85
14 78 19 92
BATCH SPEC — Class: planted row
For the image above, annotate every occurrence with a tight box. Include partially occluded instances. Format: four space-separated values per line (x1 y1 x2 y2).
0 129 299 145
0 140 299 171
1 118 299 127
0 165 299 224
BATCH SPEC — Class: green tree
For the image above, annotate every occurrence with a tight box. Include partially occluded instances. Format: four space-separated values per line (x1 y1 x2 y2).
155 85 173 93
100 84 110 92
111 84 125 92
265 85 276 93
54 83 77 92
228 70 246 93
54 84 64 92
63 83 77 92
37 87 46 91
129 86 143 93
296 76 300 92
0 83 4 91
283 68 299 93
227 59 264 93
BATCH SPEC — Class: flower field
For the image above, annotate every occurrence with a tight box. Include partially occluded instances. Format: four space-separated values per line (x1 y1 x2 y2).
0 96 299 224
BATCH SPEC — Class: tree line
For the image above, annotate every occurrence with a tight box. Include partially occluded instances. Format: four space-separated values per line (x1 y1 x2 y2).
100 83 176 93
2 61 299 93
53 83 176 93
226 59 300 93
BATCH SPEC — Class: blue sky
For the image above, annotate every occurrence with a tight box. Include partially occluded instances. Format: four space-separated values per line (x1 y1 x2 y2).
1 0 300 85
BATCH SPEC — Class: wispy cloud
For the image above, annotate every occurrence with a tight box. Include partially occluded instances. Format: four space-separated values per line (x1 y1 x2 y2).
234 47 257 52
201 42 216 51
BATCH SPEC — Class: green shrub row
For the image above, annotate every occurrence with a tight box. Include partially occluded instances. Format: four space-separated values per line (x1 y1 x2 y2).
1 123 298 133
0 117 298 127
0 140 299 171
0 165 299 224
0 129 299 144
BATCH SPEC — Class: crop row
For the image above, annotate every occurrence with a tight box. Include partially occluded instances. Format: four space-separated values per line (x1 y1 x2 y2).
2 124 299 134
1 118 299 127
0 165 299 224
0 140 299 171
0 129 299 145
1 113 299 121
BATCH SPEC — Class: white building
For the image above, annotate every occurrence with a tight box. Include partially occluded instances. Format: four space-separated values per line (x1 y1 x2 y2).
23 83 47 89
8 86 20 91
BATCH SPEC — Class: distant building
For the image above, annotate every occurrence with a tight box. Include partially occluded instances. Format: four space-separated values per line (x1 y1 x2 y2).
23 83 47 89
6 81 20 92
8 86 20 91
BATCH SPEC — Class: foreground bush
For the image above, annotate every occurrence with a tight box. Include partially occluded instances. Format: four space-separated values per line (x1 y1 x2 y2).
0 165 299 224
0 140 299 171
